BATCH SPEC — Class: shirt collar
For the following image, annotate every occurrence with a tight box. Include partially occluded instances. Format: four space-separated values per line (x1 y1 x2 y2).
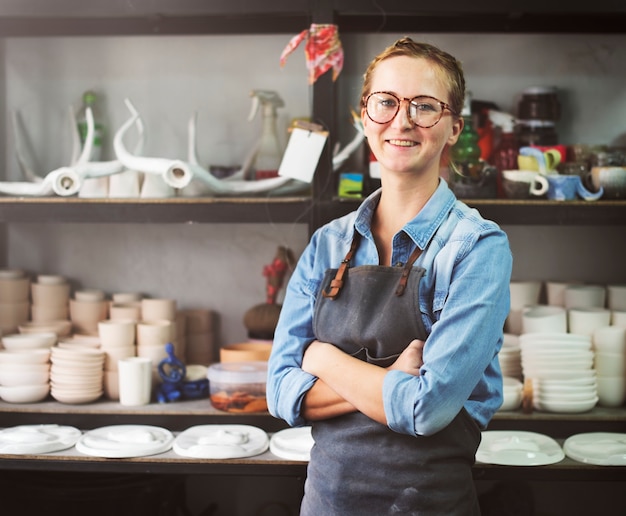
354 179 457 249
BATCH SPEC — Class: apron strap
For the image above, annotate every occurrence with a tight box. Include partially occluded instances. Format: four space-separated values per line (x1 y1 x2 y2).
321 232 361 300
323 231 424 300
395 244 423 296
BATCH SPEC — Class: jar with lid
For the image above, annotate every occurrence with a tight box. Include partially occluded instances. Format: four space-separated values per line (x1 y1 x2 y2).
515 120 559 147
517 86 561 122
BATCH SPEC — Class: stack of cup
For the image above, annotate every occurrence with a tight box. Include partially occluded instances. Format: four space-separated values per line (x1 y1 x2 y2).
139 298 178 384
98 319 137 400
506 281 542 335
29 274 71 333
182 309 218 365
0 269 31 337
593 325 626 407
69 289 109 335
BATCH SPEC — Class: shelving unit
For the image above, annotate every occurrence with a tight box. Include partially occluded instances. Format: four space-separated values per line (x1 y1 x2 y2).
0 1 625 512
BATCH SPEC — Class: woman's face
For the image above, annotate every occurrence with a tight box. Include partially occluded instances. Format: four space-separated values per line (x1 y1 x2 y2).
361 55 462 179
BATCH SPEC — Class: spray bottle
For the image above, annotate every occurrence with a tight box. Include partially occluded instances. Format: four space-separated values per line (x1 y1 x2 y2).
247 90 285 180
488 109 520 198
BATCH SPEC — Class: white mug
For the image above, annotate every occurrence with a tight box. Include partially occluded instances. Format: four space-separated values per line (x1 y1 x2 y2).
118 356 152 406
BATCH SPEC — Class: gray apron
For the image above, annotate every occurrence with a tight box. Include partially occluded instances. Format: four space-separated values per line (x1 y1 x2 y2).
303 232 481 516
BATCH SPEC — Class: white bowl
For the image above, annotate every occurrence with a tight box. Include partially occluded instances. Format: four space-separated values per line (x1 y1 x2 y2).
0 349 51 364
0 383 50 403
0 362 50 374
535 396 598 413
1 332 57 350
0 369 49 386
18 320 72 337
500 377 522 411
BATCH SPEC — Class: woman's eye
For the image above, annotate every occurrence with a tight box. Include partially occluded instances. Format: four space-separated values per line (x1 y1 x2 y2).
380 99 397 109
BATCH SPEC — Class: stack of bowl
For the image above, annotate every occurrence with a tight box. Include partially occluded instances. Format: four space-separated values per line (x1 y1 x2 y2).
593 325 626 407
183 309 218 365
0 333 55 403
520 332 598 413
0 269 31 337
49 346 105 404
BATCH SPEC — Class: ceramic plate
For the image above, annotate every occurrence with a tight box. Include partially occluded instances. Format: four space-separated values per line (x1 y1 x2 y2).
269 427 314 462
476 430 565 466
75 424 174 458
173 424 269 459
564 432 626 466
0 424 81 455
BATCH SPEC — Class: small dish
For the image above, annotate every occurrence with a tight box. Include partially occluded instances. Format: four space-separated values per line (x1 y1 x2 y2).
269 426 314 461
476 430 565 466
75 425 174 458
0 424 81 454
173 424 269 459
563 432 626 465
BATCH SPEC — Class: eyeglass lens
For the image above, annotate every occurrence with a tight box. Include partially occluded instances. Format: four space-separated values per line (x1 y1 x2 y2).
366 92 445 127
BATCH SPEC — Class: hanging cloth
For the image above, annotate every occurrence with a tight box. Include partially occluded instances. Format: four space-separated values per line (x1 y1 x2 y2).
280 23 344 84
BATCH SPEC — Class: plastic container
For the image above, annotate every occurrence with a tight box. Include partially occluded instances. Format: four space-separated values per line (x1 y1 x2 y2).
207 361 268 413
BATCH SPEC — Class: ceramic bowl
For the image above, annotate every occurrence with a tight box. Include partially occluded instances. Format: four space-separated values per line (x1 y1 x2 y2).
0 348 51 364
220 342 273 363
30 281 71 306
588 166 626 199
2 332 57 350
19 320 72 337
0 368 50 386
0 383 50 403
500 377 523 411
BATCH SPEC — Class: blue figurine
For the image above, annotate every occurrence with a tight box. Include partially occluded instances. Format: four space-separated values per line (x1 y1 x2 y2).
156 342 209 403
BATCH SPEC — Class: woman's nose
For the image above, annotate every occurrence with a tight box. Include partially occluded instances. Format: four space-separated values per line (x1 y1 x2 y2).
391 100 414 129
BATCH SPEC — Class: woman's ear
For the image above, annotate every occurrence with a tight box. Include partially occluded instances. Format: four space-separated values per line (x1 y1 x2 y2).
447 116 464 146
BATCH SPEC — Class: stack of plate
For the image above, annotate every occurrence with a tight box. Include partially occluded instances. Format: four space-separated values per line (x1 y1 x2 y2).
499 334 522 380
520 332 598 413
49 346 105 404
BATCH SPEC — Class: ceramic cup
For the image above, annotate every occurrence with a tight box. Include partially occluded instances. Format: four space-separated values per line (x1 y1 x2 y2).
502 170 549 199
596 375 626 407
545 281 580 307
594 352 626 377
607 285 626 312
518 149 561 172
109 302 142 322
118 356 152 406
564 284 606 310
509 281 542 311
98 319 136 348
136 320 173 347
568 307 612 336
545 174 603 201
141 298 177 322
593 326 626 354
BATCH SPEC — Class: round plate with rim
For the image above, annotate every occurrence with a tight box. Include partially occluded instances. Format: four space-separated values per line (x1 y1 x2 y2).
173 424 269 459
476 430 565 466
76 424 174 458
0 424 81 455
564 432 626 466
270 426 314 462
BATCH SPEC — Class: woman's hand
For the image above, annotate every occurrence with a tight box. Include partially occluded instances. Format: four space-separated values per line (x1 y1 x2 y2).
387 339 424 377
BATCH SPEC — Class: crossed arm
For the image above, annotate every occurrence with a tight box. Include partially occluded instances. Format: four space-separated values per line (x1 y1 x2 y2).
301 339 425 425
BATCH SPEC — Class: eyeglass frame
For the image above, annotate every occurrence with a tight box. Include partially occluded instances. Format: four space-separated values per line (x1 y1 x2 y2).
362 91 457 129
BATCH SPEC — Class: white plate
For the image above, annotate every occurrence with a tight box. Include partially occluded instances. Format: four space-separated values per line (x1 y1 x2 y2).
173 424 269 459
0 424 81 454
476 430 565 466
269 427 314 462
564 432 626 466
75 424 174 458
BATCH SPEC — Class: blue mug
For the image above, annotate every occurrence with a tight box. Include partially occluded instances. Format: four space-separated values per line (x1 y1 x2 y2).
545 174 604 201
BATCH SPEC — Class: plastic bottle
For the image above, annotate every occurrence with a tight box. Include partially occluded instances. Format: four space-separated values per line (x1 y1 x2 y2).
247 90 285 180
489 110 520 198
451 91 481 174
76 90 104 161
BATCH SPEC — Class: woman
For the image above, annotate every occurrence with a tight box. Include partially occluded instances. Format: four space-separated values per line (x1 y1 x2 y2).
267 37 512 515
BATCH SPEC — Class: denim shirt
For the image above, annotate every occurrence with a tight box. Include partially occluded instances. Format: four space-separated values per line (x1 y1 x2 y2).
267 179 512 436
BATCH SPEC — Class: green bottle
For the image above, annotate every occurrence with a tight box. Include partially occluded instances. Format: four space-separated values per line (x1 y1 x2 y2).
77 90 104 161
451 91 481 176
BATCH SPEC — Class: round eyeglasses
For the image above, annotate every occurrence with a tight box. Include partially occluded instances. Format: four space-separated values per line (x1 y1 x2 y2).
364 91 456 128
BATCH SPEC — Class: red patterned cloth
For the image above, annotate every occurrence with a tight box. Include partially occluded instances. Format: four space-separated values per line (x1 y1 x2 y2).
280 23 344 84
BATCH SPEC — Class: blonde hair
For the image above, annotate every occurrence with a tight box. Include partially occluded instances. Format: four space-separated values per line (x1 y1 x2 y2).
360 37 465 117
